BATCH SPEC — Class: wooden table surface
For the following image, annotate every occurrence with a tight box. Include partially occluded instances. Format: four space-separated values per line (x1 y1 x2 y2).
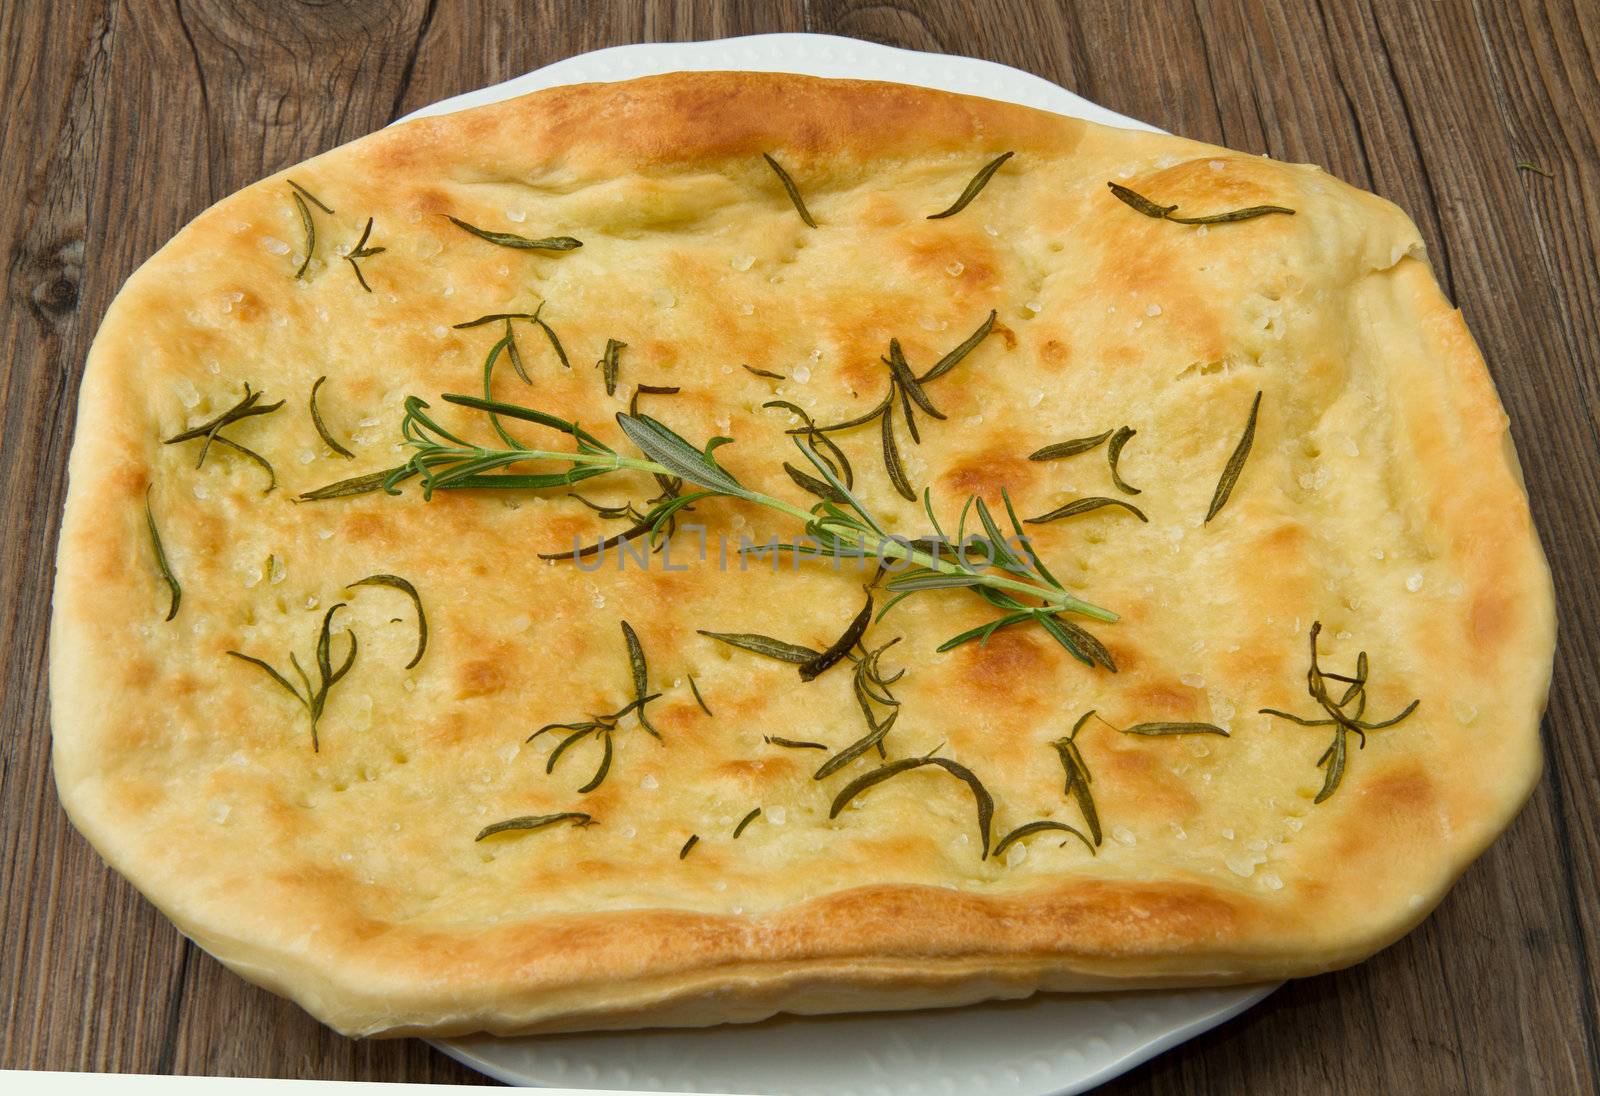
4 1 1597 1091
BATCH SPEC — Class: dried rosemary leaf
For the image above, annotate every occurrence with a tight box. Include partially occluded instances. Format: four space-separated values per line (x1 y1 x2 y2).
476 812 592 842
679 834 700 859
621 620 660 738
347 574 427 669
343 216 385 292
992 819 1095 858
762 153 817 227
297 465 414 500
144 488 181 621
1029 430 1113 461
598 338 626 396
743 364 787 380
1106 425 1140 495
1024 497 1148 524
732 807 762 839
765 735 829 751
1107 181 1296 225
927 151 1015 220
798 591 873 682
880 402 917 501
697 630 820 664
1205 390 1262 522
446 215 582 250
1119 721 1229 736
828 755 994 859
309 376 355 459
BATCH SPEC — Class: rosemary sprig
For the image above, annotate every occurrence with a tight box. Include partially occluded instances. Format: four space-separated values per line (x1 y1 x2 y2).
1107 182 1296 225
927 151 1014 220
679 834 700 858
993 819 1095 859
353 392 1116 661
1025 497 1148 525
762 153 817 227
1052 710 1103 845
732 807 762 838
446 215 582 251
309 376 355 458
1259 621 1421 802
476 812 593 842
598 338 626 397
144 487 181 621
527 623 664 791
1205 390 1262 522
347 574 426 668
165 384 283 493
828 753 994 859
343 217 385 292
226 603 358 752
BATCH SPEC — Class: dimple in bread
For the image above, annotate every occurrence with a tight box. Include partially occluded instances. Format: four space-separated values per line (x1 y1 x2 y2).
50 72 1554 1036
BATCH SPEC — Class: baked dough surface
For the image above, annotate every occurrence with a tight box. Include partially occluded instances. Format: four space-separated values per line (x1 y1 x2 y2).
51 73 1554 1036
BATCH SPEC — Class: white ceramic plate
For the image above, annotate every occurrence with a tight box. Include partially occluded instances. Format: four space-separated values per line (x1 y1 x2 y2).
403 32 1277 1095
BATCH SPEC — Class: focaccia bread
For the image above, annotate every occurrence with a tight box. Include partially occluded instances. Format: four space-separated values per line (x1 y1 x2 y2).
51 72 1554 1037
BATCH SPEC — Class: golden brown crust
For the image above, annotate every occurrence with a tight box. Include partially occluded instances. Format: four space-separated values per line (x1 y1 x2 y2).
51 72 1554 1036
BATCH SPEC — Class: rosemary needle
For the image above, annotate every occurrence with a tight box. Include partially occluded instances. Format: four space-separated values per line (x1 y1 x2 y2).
763 153 818 228
1205 390 1262 523
309 376 355 458
927 151 1014 219
144 487 181 621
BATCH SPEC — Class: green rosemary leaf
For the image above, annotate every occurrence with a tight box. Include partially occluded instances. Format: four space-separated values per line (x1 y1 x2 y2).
616 413 746 496
1024 497 1148 524
1000 486 1063 590
538 516 651 563
766 401 852 487
1029 431 1112 461
452 312 538 329
439 394 613 453
226 650 304 705
679 833 700 859
783 461 850 504
766 735 830 751
1257 707 1331 727
287 179 333 214
1118 721 1230 736
697 630 819 664
144 488 181 621
446 215 582 250
578 730 614 793
762 153 817 228
732 807 762 839
1106 426 1140 495
207 435 277 494
165 385 285 444
291 191 315 279
1039 615 1117 672
309 376 355 459
886 572 988 593
1051 720 1101 846
1108 181 1295 225
935 610 1034 652
1205 390 1262 522
347 574 427 669
813 710 897 780
880 402 917 501
927 151 1015 220
896 380 922 445
545 725 598 773
621 620 660 738
343 217 384 292
1516 161 1554 178
475 812 592 842
688 674 713 716
992 819 1095 858
828 755 995 859
532 303 571 369
919 310 997 383
743 364 787 380
297 465 416 500
799 591 873 682
598 338 626 396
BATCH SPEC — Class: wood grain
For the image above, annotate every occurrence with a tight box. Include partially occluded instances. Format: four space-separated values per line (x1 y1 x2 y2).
3 2 1596 1091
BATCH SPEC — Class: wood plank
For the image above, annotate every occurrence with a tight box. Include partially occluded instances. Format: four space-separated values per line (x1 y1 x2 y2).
3 1 1595 1091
